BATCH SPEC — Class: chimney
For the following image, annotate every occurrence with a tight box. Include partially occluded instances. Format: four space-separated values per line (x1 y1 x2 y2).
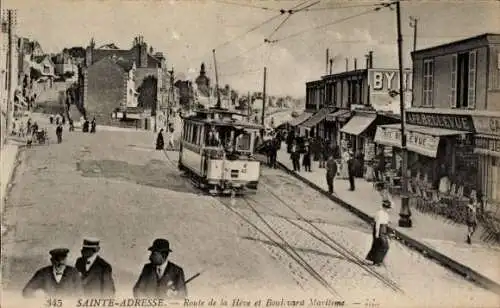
135 42 148 68
329 58 333 74
326 49 329 75
369 51 373 69
354 58 357 70
345 58 348 71
365 54 369 69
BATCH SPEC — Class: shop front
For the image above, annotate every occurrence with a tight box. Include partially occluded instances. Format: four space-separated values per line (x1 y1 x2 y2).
288 112 313 137
472 114 500 206
298 107 335 139
326 109 351 147
375 112 476 191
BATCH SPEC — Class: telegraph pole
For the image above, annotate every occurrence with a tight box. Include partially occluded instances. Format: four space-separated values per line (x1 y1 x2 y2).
410 16 418 53
5 10 14 138
212 49 222 108
247 91 251 121
261 67 267 136
396 1 412 228
167 67 174 130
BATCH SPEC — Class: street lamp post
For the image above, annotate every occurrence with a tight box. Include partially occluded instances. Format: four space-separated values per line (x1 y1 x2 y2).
396 1 412 227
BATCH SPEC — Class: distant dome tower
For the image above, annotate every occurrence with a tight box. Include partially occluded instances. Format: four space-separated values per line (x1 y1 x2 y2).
195 62 211 97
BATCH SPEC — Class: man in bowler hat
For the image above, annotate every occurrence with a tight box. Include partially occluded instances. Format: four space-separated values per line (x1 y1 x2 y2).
22 248 82 298
133 238 187 299
75 238 115 297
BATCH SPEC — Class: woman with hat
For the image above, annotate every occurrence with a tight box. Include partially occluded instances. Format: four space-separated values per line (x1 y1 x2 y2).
366 182 392 266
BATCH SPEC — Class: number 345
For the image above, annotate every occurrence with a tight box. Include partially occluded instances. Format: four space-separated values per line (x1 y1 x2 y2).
46 298 63 307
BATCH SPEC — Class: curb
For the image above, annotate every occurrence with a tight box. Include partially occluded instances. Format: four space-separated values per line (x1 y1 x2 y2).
1 143 23 237
276 161 500 295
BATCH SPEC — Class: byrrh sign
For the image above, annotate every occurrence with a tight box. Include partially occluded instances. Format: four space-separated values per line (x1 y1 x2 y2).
368 69 412 93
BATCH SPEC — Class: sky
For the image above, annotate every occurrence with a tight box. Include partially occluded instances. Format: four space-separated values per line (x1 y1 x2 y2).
2 0 500 97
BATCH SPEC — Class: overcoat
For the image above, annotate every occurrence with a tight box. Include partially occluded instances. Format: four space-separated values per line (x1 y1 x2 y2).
133 262 187 299
22 266 82 298
75 256 116 297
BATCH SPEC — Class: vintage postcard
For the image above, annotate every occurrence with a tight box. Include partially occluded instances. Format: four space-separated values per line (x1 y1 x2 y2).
1 0 500 307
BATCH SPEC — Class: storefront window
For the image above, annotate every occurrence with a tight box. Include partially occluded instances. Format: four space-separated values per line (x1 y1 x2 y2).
490 157 500 203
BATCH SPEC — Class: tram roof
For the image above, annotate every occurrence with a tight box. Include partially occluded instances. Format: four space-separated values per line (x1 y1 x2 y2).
194 107 249 117
184 116 263 130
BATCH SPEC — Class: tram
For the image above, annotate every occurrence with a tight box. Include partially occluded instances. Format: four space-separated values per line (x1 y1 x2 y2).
178 107 263 195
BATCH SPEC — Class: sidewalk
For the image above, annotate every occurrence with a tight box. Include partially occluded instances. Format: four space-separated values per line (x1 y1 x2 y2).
277 148 500 288
1 140 22 236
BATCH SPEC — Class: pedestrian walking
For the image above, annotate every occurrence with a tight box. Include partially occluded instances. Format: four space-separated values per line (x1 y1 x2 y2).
466 198 478 244
90 118 96 133
61 114 66 125
366 185 392 266
55 114 60 125
347 152 356 191
133 238 187 299
320 139 330 168
22 248 82 298
49 114 54 124
56 124 63 144
290 142 300 172
75 238 116 297
326 155 338 194
32 122 39 134
69 119 75 132
269 138 278 169
27 118 32 135
82 120 89 133
156 129 165 150
302 143 312 172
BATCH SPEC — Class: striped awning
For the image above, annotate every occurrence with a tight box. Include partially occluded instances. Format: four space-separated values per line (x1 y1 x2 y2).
326 109 351 122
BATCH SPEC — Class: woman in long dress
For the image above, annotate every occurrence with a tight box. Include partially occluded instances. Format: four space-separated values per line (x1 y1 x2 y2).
156 128 165 150
366 182 392 266
338 148 350 179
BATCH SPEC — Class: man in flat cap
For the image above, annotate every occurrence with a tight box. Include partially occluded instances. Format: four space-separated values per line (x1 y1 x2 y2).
133 238 187 299
22 248 82 298
75 238 116 297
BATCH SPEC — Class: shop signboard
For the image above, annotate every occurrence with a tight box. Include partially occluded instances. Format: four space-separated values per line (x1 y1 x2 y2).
471 115 500 137
368 69 412 93
374 126 440 157
406 111 474 132
474 135 500 157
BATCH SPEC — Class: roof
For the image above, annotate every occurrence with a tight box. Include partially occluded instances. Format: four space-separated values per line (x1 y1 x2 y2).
33 55 51 64
93 49 132 64
299 107 334 128
411 33 500 57
322 69 368 80
184 115 263 130
91 56 135 72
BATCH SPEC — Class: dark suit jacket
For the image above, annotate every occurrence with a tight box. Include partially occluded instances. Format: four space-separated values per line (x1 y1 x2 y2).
133 262 187 299
22 265 83 298
75 256 115 297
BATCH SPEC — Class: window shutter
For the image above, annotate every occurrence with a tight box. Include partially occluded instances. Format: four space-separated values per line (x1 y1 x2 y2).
468 51 476 108
450 54 457 108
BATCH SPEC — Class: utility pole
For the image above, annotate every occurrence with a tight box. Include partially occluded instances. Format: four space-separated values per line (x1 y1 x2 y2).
247 91 251 121
396 1 412 228
5 10 14 139
410 16 418 53
212 49 221 108
261 67 267 136
167 67 174 131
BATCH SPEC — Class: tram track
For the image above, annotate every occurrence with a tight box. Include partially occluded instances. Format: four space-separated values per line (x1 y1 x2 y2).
254 179 404 294
162 150 403 297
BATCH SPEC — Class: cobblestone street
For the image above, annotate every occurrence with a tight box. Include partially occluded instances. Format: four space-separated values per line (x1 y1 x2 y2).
2 121 496 307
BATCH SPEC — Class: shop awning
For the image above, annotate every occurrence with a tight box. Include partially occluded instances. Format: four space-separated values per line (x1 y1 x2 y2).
374 123 470 158
326 109 351 122
340 114 376 136
299 108 332 128
288 112 313 127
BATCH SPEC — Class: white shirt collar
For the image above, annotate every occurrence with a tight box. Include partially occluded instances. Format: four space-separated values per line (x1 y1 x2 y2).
53 266 65 283
86 254 98 269
157 261 168 277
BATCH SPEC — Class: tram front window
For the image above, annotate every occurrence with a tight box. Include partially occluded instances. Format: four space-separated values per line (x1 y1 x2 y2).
236 133 251 151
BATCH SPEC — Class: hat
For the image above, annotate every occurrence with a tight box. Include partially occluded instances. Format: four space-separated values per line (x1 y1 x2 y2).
148 238 172 253
82 237 100 249
49 248 69 259
382 199 392 209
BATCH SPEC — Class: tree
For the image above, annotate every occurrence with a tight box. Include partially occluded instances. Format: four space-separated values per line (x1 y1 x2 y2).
137 75 158 115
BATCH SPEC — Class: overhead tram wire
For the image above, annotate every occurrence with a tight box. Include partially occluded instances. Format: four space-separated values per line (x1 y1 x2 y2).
218 42 266 65
213 0 274 11
268 6 383 43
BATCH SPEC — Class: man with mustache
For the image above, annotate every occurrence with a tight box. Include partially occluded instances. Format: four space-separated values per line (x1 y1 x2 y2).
75 238 115 297
22 248 82 298
133 238 187 299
